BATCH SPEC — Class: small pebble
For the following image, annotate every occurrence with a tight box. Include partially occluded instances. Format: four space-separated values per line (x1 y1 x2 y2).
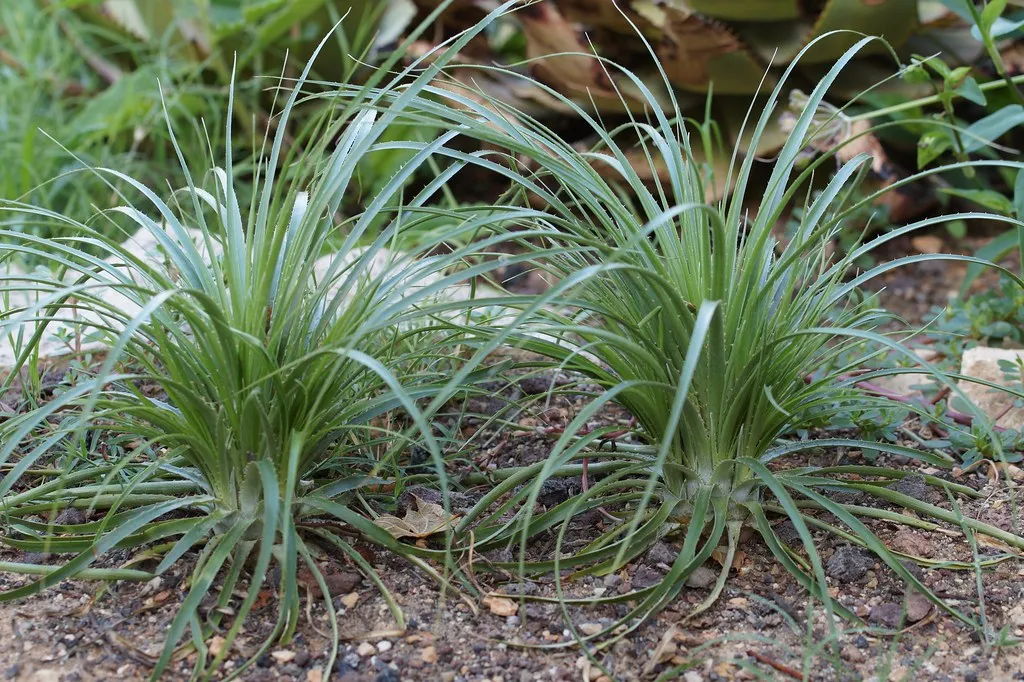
826 546 874 583
374 668 400 682
646 542 677 565
869 602 903 629
602 574 622 587
685 566 717 589
376 640 393 653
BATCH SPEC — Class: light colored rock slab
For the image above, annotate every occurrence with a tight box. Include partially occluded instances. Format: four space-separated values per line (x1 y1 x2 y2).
870 348 939 397
1 224 532 374
958 346 1024 429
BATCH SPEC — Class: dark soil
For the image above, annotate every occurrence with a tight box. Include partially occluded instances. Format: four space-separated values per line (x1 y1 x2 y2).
2 409 1023 682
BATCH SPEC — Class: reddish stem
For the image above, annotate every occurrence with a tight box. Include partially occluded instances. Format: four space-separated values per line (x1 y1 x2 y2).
746 650 803 680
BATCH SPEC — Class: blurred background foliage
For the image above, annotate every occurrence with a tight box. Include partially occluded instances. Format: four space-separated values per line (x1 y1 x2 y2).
3 0 1024 249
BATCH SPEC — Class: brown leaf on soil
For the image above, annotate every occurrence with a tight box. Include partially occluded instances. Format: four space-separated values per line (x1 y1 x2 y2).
254 589 274 609
710 548 747 570
519 2 614 96
644 625 680 674
482 595 519 616
977 534 1022 556
517 1 658 111
374 495 459 539
657 12 764 94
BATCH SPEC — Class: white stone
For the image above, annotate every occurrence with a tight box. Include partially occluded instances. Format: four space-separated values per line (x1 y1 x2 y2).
0 223 510 375
869 348 939 397
958 347 1024 429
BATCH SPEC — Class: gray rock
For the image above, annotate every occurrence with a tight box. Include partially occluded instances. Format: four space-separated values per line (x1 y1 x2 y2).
905 590 932 622
826 546 875 583
893 475 941 505
501 581 537 596
685 565 718 589
375 666 400 682
602 573 622 587
632 566 664 589
646 542 678 566
869 602 903 629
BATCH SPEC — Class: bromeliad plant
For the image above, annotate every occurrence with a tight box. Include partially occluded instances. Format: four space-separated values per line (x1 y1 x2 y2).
0 6 533 678
329 23 1024 647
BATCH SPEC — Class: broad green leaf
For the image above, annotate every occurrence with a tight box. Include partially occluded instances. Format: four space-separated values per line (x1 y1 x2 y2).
1014 169 1024 219
955 76 987 106
939 187 1015 214
917 130 951 168
980 0 1008 34
963 104 1024 153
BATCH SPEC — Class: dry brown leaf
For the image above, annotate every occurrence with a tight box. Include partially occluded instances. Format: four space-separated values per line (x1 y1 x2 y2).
373 495 458 539
519 3 615 96
977 534 1022 556
644 625 680 674
710 547 746 570
482 595 518 616
254 589 274 609
714 660 735 677
516 1 658 111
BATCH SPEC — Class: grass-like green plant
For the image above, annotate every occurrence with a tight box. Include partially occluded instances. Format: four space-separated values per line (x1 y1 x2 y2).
0 5 537 678
325 20 1024 654
0 0 202 243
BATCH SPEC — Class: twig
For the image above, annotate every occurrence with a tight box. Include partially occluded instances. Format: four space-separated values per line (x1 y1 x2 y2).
746 650 803 680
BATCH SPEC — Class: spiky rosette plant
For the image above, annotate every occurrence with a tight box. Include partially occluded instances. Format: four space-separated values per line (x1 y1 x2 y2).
325 22 1024 649
0 4 540 678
